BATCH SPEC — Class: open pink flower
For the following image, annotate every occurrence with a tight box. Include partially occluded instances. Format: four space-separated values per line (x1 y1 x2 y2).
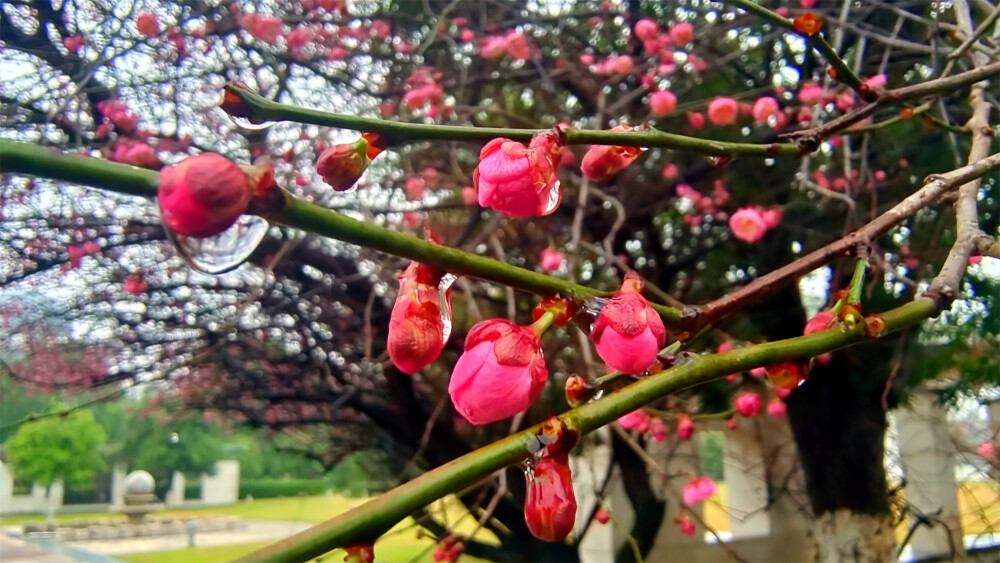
734 392 762 417
669 22 694 45
158 153 251 238
448 319 548 424
682 476 717 506
707 97 738 126
505 31 530 60
752 97 779 124
729 207 768 243
591 272 667 374
525 454 577 542
634 19 659 42
474 137 561 217
387 262 452 374
650 91 678 117
767 398 787 417
540 247 564 272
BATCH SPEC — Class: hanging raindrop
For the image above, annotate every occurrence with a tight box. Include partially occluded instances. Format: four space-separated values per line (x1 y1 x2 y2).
222 110 277 132
438 273 458 343
167 215 269 274
542 179 562 215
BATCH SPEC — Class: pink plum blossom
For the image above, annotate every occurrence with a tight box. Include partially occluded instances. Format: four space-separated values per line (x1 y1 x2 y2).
617 409 652 432
634 19 659 42
540 247 564 272
752 97 780 124
473 136 561 217
729 207 768 243
707 97 738 126
137 12 160 37
978 441 995 461
448 319 548 424
682 476 717 506
677 414 694 440
157 153 251 238
669 22 694 45
767 398 787 417
650 91 678 117
734 392 762 417
688 112 705 128
591 272 668 374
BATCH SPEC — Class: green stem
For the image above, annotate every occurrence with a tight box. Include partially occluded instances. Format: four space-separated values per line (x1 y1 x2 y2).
846 258 868 305
0 139 681 322
723 0 867 95
530 311 556 335
226 85 802 158
235 296 940 563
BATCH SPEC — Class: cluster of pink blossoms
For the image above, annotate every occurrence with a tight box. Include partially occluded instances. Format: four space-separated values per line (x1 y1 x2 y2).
729 206 783 244
683 476 717 506
479 31 531 61
401 67 450 118
617 409 669 441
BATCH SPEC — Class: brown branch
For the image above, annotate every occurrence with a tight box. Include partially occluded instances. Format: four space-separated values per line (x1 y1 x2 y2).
687 150 1000 330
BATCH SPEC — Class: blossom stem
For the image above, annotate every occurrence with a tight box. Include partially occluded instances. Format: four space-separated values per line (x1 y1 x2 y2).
530 311 556 336
224 84 801 158
846 257 869 306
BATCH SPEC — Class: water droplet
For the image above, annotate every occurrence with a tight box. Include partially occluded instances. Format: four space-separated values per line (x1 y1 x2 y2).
543 180 562 214
438 273 458 342
167 216 269 274
219 108 276 132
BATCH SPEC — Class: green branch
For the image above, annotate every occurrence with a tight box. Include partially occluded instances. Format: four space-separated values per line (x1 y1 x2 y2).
225 85 803 158
723 0 867 95
236 296 940 563
0 139 682 322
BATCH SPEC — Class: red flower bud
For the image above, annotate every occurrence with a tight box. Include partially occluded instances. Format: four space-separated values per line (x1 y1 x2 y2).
316 135 381 192
580 125 645 182
564 375 588 405
387 262 452 374
595 508 610 524
448 319 548 424
677 414 694 440
591 272 668 374
804 310 837 335
525 454 577 542
766 361 809 390
793 13 823 36
158 153 251 238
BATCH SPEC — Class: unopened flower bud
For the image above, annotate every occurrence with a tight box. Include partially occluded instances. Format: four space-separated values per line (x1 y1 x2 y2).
591 272 668 374
158 153 251 238
524 454 577 542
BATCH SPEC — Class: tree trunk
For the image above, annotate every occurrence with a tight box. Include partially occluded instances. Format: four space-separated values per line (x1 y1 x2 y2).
787 346 898 563
812 509 895 563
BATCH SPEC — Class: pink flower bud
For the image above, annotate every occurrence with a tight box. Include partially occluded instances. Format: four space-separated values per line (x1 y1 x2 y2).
676 513 696 536
798 83 825 104
595 508 610 525
728 207 768 243
864 74 887 89
804 310 838 335
761 207 783 230
617 409 651 431
158 153 251 238
448 319 548 424
969 255 983 265
767 398 787 417
64 36 85 54
316 136 378 192
650 91 678 117
649 417 669 442
734 392 762 417
751 97 779 124
405 177 426 200
461 186 477 205
835 93 855 111
687 112 706 129
387 262 451 374
634 19 659 42
524 454 577 542
874 170 887 181
137 12 160 37
124 275 146 295
540 247 564 272
505 32 530 60
677 414 694 440
591 272 667 374
682 476 717 506
707 97 738 126
480 35 508 59
669 22 694 45
474 137 561 217
978 441 995 461
460 29 475 42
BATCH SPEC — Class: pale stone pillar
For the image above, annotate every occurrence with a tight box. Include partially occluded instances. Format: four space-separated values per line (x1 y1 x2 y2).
573 428 635 563
109 462 127 506
201 460 240 505
723 419 770 539
895 387 964 560
0 460 14 509
166 471 186 506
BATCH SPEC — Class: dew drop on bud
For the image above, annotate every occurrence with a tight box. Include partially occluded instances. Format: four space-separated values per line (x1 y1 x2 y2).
438 273 459 342
167 215 269 274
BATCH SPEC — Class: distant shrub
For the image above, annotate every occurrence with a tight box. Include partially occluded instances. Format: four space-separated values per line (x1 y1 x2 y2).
239 478 326 499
